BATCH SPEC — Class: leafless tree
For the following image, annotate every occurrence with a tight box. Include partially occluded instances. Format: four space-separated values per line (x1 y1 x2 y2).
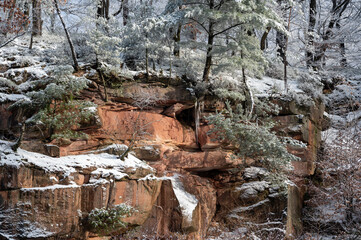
111 86 162 160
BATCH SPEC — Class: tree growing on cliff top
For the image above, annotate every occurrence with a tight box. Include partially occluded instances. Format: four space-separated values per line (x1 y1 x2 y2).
207 99 301 182
164 0 285 82
10 65 95 145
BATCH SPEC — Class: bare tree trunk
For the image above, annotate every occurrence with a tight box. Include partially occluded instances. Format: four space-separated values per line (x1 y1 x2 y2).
32 0 42 36
340 41 347 67
97 0 110 20
260 27 271 51
284 7 292 92
314 0 351 68
173 24 181 57
145 47 149 78
306 0 317 68
122 0 129 26
11 120 26 152
53 0 79 71
202 0 214 83
29 0 42 49
336 22 347 67
50 8 56 33
23 2 30 30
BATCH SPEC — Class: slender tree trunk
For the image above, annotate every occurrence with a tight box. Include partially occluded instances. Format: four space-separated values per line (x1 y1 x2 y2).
314 0 350 68
260 27 271 51
23 2 30 30
340 41 347 67
203 34 213 82
284 7 292 92
29 0 42 49
97 0 110 20
11 120 26 152
202 0 214 82
173 24 181 57
306 0 317 68
145 47 149 78
53 0 79 71
122 0 129 26
276 0 286 65
50 8 56 33
336 22 347 67
276 31 286 63
32 0 42 35
95 56 108 102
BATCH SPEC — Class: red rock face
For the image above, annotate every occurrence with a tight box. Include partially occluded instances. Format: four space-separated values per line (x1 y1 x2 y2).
97 107 187 144
0 79 325 239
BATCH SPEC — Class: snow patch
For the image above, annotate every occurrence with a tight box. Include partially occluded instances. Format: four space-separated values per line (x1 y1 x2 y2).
169 174 198 222
0 93 29 103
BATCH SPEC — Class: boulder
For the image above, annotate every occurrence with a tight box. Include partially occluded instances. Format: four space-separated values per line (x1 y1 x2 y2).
133 145 162 161
112 82 194 106
163 150 239 171
235 181 270 203
286 183 305 239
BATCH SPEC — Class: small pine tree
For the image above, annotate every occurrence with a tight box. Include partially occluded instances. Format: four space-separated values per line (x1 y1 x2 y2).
164 0 285 82
207 99 299 181
11 65 96 141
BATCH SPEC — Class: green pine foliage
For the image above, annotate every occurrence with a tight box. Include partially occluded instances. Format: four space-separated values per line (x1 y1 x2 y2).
88 204 134 236
164 0 285 81
207 100 299 181
35 100 96 140
11 65 96 140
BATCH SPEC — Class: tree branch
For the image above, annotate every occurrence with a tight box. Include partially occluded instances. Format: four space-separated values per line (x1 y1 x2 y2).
0 31 27 49
213 23 242 37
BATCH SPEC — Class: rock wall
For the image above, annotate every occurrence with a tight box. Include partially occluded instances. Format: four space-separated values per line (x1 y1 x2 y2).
0 78 324 239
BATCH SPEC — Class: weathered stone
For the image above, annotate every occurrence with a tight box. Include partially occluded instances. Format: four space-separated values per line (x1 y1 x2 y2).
291 160 316 176
0 185 83 239
163 150 239 171
180 174 217 239
286 184 305 239
0 64 8 73
0 165 54 190
113 82 194 106
44 144 60 157
97 108 187 144
235 181 270 203
113 179 163 225
0 103 13 132
198 125 222 150
243 167 268 181
163 103 193 118
57 140 101 156
133 145 161 161
139 180 183 237
81 182 110 212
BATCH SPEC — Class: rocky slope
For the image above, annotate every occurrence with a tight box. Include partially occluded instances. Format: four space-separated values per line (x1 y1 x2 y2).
0 42 325 240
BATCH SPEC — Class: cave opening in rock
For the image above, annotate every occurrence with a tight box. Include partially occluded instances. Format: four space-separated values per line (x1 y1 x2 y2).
177 107 195 129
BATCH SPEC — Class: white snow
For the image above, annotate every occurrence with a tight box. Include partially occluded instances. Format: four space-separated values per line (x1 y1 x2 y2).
247 76 303 96
138 173 199 222
0 93 29 103
0 140 153 182
21 184 81 192
91 168 128 180
169 174 198 222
